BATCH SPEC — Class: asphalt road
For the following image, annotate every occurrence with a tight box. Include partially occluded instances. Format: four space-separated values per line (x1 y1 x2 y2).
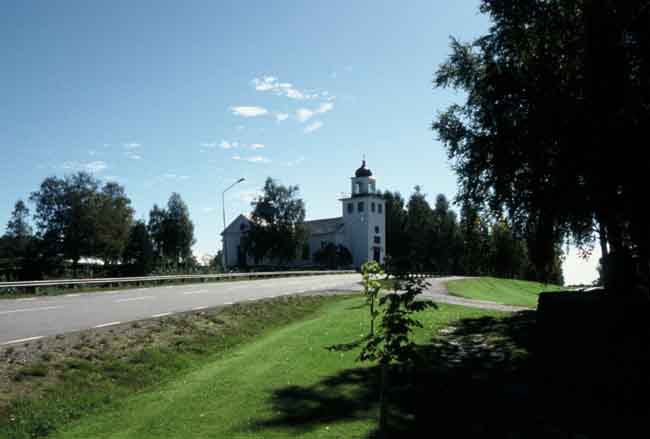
0 273 362 345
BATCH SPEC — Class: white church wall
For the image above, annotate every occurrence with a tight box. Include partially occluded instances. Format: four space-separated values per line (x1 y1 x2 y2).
223 160 386 269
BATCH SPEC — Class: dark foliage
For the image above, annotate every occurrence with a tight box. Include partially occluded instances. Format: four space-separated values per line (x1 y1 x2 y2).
313 243 352 269
383 187 562 284
256 309 649 437
433 0 650 290
244 177 307 265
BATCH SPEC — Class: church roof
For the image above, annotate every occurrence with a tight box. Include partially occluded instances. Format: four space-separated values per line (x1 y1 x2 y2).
220 214 251 235
354 160 373 177
304 217 343 235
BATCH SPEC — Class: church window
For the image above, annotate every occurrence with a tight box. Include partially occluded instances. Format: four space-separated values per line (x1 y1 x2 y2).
347 203 353 214
354 183 360 194
374 236 381 244
378 204 383 214
371 202 376 212
375 226 380 234
358 201 364 212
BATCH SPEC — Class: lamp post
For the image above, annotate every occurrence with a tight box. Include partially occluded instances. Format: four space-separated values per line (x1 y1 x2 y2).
221 177 246 272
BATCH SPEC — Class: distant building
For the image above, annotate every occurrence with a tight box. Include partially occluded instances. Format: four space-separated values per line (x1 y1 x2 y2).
221 161 386 269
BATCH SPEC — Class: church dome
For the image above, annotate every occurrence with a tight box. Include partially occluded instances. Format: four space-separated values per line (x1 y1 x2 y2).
355 160 373 177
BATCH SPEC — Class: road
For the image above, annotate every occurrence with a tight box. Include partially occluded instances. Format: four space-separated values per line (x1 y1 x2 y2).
0 273 362 345
0 274 527 346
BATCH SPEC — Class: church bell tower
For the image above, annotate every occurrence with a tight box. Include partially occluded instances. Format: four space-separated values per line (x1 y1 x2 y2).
340 160 386 267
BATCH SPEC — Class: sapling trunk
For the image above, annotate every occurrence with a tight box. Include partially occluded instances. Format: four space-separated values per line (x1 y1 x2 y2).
378 362 389 437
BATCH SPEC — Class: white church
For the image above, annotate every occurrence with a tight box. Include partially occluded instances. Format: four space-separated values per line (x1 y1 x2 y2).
222 160 386 269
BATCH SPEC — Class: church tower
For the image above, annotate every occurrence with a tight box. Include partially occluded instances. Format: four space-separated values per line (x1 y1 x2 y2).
341 160 386 267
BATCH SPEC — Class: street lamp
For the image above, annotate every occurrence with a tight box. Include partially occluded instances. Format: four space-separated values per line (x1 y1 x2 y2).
222 177 246 272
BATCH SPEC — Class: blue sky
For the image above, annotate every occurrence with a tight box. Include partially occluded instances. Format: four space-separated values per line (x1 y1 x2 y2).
0 1 598 283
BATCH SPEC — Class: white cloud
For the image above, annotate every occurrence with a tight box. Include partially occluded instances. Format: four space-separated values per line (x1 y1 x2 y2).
304 121 323 133
250 143 265 150
246 155 270 163
317 102 334 113
251 76 320 100
62 160 108 174
296 102 335 123
286 88 307 100
296 108 314 123
252 76 278 91
124 151 142 160
123 142 141 149
232 155 270 163
220 140 239 149
200 142 218 148
230 106 268 117
275 113 289 122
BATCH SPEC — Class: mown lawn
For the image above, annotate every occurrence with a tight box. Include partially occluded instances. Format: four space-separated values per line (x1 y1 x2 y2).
44 297 504 439
445 277 563 308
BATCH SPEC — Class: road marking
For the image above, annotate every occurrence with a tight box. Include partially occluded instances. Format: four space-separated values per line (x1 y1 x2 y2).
182 290 208 295
1 335 44 345
65 293 82 297
223 301 233 305
17 298 36 302
0 306 63 316
115 296 155 303
152 312 172 318
94 321 121 328
192 306 208 311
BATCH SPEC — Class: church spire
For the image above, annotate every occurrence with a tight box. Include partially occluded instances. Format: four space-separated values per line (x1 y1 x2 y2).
355 158 372 177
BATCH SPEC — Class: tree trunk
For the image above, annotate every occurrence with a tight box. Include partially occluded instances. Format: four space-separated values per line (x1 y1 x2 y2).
598 221 609 261
370 300 375 337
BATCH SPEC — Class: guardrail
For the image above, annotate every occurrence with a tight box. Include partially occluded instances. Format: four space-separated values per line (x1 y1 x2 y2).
0 270 357 294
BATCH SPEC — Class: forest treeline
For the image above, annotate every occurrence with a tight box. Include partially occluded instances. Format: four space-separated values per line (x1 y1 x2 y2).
0 172 202 280
382 187 564 285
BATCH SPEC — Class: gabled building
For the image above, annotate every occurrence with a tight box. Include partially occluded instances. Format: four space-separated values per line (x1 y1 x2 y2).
221 160 386 268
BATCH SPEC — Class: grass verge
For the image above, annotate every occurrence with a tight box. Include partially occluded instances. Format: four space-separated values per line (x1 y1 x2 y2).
445 277 563 308
0 294 343 438
1 294 508 439
57 299 504 438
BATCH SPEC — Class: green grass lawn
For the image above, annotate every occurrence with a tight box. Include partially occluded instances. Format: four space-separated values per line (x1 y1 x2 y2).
23 296 503 439
445 277 563 308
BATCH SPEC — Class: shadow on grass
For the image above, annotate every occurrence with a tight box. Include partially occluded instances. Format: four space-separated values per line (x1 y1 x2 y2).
325 335 370 353
255 367 381 433
252 310 650 438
